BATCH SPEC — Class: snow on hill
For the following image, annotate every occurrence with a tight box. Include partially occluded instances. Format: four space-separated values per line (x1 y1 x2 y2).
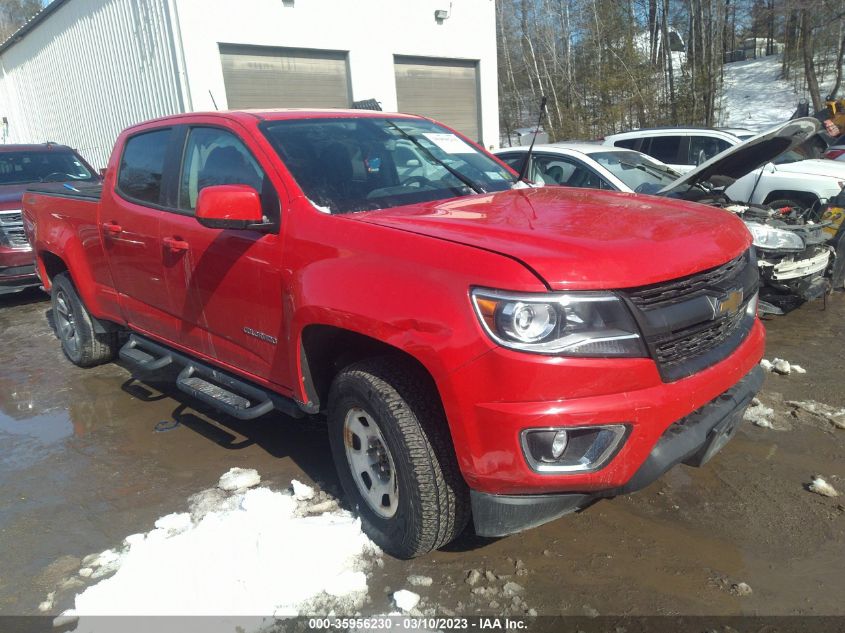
718 56 800 132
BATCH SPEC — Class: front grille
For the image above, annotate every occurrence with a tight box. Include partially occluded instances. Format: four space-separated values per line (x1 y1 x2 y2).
626 252 748 310
0 211 29 248
620 249 757 382
652 305 749 369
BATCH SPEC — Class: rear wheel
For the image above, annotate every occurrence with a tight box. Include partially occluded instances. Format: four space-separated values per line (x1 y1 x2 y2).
51 272 118 367
766 198 810 213
327 357 469 559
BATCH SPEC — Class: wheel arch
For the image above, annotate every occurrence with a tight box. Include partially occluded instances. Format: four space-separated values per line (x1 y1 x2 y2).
762 190 820 207
298 324 440 414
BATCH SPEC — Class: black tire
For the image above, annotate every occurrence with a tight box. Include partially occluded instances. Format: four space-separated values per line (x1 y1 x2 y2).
51 272 118 367
327 356 469 559
831 240 845 290
767 198 807 213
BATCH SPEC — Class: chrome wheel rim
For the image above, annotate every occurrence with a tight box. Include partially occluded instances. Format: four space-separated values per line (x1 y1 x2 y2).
55 290 79 355
343 407 399 518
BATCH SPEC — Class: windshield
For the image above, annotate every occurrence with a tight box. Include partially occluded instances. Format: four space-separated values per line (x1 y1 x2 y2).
260 117 515 214
0 150 95 185
588 150 680 194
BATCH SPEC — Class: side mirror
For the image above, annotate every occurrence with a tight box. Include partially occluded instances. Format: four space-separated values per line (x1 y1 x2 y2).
196 185 264 229
765 162 777 173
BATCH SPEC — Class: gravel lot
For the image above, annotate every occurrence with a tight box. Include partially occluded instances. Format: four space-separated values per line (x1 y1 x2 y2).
1 287 843 618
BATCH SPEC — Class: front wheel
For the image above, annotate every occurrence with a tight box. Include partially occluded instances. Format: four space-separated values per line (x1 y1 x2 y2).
327 357 469 558
51 272 118 367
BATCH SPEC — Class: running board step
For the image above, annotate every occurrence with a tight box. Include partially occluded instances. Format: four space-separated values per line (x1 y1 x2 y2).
119 335 173 372
176 364 274 420
118 333 304 420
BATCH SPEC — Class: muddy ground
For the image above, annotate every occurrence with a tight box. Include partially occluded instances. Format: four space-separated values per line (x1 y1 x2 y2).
1 287 843 617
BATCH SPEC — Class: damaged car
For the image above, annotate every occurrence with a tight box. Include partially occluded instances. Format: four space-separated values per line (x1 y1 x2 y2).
495 118 836 314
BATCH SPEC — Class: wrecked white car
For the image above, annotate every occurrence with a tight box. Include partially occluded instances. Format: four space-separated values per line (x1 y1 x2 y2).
496 118 834 314
658 118 836 313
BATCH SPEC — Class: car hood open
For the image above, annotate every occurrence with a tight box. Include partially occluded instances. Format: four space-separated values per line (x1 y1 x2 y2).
658 118 820 195
355 187 751 291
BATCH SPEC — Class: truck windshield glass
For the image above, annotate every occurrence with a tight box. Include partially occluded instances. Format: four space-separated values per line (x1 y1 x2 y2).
0 151 95 185
590 151 680 194
261 117 515 214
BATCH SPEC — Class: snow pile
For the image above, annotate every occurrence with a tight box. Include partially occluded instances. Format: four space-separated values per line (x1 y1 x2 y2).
744 399 775 428
54 468 378 632
392 589 421 612
760 358 805 375
217 466 261 491
808 476 840 498
786 400 845 430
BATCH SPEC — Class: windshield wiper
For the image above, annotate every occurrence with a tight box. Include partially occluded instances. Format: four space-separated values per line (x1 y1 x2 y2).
617 160 674 182
385 120 486 194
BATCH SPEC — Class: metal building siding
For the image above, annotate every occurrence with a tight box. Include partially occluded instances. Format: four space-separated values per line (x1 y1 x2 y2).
0 0 184 168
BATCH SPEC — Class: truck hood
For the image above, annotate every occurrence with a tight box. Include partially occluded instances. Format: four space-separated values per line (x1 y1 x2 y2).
771 158 845 179
658 118 820 195
355 187 751 290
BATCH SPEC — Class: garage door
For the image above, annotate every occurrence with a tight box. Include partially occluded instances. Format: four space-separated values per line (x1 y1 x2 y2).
219 44 351 109
394 56 480 143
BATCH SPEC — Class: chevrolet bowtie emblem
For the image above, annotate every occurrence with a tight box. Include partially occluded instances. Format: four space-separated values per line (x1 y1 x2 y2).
714 288 744 318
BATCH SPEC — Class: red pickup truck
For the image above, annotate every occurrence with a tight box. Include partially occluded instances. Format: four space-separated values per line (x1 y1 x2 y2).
1 144 99 296
23 110 764 558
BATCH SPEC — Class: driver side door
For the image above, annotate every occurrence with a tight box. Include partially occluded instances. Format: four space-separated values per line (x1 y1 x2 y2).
157 122 290 388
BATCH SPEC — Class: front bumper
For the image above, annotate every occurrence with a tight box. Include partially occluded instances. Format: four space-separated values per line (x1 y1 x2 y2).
0 258 38 295
471 365 764 537
758 245 831 301
441 318 765 495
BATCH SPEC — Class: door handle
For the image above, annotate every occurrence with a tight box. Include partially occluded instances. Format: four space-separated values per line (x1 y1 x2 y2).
103 222 122 235
163 236 190 252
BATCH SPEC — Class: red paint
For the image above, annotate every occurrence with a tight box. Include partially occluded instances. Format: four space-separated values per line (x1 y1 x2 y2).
196 185 263 225
23 110 764 496
0 144 99 294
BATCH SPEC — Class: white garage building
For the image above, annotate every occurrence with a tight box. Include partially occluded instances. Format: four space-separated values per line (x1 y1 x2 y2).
0 0 498 168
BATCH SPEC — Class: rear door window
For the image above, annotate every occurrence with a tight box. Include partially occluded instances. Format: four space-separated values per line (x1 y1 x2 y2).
687 136 732 165
640 136 683 164
117 129 173 205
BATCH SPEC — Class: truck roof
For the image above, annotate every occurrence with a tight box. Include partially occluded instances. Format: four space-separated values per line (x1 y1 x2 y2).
0 143 76 152
125 109 425 132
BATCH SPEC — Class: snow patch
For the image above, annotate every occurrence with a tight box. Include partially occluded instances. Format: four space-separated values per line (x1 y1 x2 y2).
760 358 805 375
786 400 845 430
393 589 421 612
744 400 775 428
38 591 54 613
217 467 261 491
291 479 316 501
808 476 839 498
720 56 799 131
51 473 378 632
407 575 433 587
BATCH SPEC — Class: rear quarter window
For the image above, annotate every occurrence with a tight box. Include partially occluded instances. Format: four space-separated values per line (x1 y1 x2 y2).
613 138 640 150
117 129 172 205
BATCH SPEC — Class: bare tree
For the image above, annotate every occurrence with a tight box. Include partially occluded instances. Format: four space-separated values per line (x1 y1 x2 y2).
0 0 42 42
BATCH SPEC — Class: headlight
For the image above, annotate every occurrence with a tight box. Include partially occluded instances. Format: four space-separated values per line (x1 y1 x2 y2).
471 288 646 356
746 222 804 251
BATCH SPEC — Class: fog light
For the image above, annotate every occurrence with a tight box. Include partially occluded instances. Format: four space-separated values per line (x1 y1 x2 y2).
550 430 568 459
746 291 759 317
521 425 628 473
